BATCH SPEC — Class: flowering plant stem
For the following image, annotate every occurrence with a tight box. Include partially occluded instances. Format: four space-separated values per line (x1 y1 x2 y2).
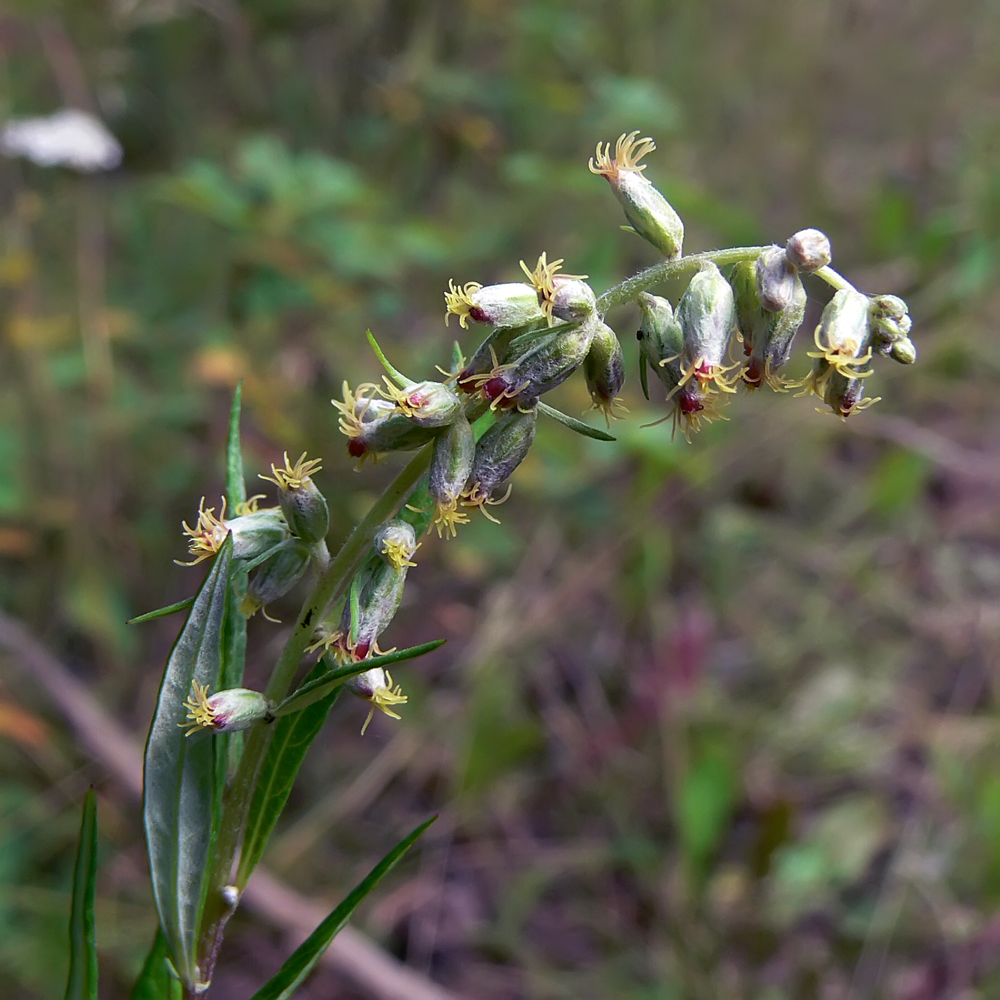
596 245 856 314
197 442 435 985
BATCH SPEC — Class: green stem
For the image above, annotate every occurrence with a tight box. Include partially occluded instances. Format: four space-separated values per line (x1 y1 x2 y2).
596 245 858 313
197 441 435 981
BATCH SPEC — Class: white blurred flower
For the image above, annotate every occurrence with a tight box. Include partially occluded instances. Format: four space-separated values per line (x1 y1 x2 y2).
0 109 123 173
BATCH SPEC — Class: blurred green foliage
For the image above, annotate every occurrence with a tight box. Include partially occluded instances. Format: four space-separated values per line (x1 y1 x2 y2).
2 0 1000 998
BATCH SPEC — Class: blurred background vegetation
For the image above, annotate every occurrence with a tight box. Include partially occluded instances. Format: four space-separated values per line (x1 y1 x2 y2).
1 0 1000 997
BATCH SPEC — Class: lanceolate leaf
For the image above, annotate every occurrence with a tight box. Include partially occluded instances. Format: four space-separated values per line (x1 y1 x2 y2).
64 788 98 1000
236 661 342 887
128 929 182 1000
537 400 617 441
249 818 435 1000
127 597 195 626
226 382 247 510
366 329 413 388
143 537 232 990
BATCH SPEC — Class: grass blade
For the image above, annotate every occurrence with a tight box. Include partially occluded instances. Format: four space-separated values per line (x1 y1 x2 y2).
236 661 343 887
64 788 98 1000
537 400 616 441
128 929 182 1000
249 818 435 1000
226 381 247 509
143 537 232 990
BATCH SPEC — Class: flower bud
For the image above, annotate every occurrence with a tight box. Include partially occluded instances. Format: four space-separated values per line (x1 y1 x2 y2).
786 228 832 273
334 382 439 461
240 539 312 619
444 280 545 330
474 316 597 409
463 405 537 521
429 415 475 538
346 667 408 735
756 246 798 312
259 452 329 543
821 368 880 420
379 378 463 429
520 253 595 325
589 131 684 259
731 260 766 358
333 560 408 662
374 520 419 572
178 497 288 566
889 336 916 364
800 288 873 396
583 321 626 423
676 261 737 394
869 293 913 357
180 682 272 736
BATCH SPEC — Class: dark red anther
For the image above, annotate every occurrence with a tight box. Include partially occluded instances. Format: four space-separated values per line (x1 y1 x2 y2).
469 306 490 324
743 359 763 388
483 375 511 402
457 369 478 392
347 438 367 458
693 360 713 383
353 639 371 660
678 386 704 415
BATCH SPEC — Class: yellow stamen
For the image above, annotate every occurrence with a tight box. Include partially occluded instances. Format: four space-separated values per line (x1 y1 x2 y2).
444 279 482 328
361 671 408 736
432 497 470 539
805 325 874 382
587 395 629 428
179 681 217 735
588 131 657 180
234 494 268 516
378 378 422 418
260 451 322 491
461 482 513 524
519 252 588 325
381 536 419 572
332 381 384 443
177 497 228 566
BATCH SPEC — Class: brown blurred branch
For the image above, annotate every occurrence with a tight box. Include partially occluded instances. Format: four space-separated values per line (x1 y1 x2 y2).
0 610 464 1000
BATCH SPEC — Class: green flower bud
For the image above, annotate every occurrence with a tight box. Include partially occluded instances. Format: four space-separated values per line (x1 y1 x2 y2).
428 415 475 538
637 293 727 442
259 452 329 543
799 288 873 396
869 293 913 357
178 497 288 566
821 368 880 420
332 559 408 662
346 667 408 735
520 253 595 325
676 261 738 394
374 520 419 572
756 246 798 312
180 682 272 736
463 405 537 521
889 336 916 364
444 280 545 330
334 382 439 463
583 321 626 424
379 378 462 429
239 538 312 619
589 132 684 259
786 229 832 273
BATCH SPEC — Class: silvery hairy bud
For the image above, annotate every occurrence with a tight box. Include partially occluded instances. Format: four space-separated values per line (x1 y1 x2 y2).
676 261 737 394
335 559 408 662
589 131 684 259
374 520 419 572
259 452 329 543
334 382 439 461
732 259 806 390
869 294 915 364
637 292 723 441
786 228 832 273
180 682 273 736
429 415 475 538
346 667 408 736
797 288 874 398
583 321 626 423
178 497 288 566
520 253 596 325
379 378 463 429
239 539 312 619
445 280 545 330
756 246 798 312
476 317 597 409
463 405 537 521
822 368 880 420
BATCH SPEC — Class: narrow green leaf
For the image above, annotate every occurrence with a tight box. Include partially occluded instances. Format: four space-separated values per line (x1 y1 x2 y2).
226 382 247 510
143 537 232 990
236 661 342 886
272 639 445 718
127 597 195 626
366 330 413 387
537 401 616 441
639 351 650 401
451 340 464 372
249 818 435 1000
129 929 182 1000
64 788 98 1000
